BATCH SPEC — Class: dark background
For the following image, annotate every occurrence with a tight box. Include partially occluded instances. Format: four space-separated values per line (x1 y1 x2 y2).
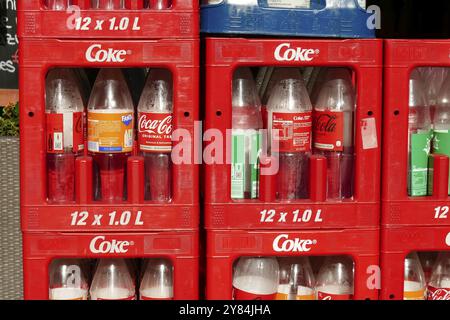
0 0 18 90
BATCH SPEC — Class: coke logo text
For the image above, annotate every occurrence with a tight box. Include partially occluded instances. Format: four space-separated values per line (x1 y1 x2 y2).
272 234 317 253
313 113 337 133
274 43 319 62
89 236 133 254
86 44 128 63
138 114 173 135
428 288 450 300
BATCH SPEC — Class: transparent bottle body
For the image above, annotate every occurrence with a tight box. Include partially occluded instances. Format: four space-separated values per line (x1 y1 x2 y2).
87 69 134 203
138 69 173 202
315 256 354 300
404 252 426 300
232 257 279 300
139 258 174 300
428 252 450 300
231 68 263 200
91 0 126 9
49 259 89 300
313 71 355 201
267 72 312 201
276 257 315 300
46 0 72 10
46 69 84 203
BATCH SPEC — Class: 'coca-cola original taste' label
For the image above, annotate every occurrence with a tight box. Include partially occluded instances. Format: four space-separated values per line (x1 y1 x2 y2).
313 111 344 152
271 112 312 153
317 291 352 300
427 286 450 300
46 112 84 153
138 112 173 152
233 288 277 301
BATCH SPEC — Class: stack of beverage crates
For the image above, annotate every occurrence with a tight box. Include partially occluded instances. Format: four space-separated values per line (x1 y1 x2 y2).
201 0 383 300
18 0 200 300
381 40 450 300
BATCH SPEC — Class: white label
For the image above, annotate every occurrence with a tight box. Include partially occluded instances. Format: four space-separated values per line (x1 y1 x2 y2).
361 117 378 150
260 209 323 223
274 43 319 62
89 236 133 254
85 44 128 63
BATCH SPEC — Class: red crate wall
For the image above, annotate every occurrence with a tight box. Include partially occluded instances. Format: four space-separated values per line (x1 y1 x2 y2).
18 0 199 39
23 231 199 300
203 37 383 230
206 228 380 300
382 40 450 227
19 38 200 232
380 226 450 300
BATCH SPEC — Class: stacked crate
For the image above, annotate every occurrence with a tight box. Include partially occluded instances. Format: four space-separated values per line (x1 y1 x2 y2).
381 40 450 300
201 1 382 300
18 0 199 299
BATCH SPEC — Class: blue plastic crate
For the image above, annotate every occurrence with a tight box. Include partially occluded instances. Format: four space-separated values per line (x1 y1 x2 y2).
201 0 376 38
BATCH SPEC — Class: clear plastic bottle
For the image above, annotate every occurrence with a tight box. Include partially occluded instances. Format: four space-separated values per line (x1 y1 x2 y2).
404 252 426 300
137 69 173 202
428 252 450 300
276 257 315 300
408 70 432 197
90 259 136 300
91 0 126 9
231 68 263 200
46 0 72 10
420 67 448 116
232 257 279 300
49 259 89 300
418 252 438 284
267 69 312 200
315 256 354 300
313 68 355 200
139 259 174 300
87 69 134 203
46 69 84 203
147 0 172 9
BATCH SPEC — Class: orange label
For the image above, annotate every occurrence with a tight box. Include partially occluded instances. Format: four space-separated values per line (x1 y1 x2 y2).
296 294 315 300
88 111 134 153
404 289 426 300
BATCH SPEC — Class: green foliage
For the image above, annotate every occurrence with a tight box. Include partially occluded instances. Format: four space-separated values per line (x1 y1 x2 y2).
0 102 19 137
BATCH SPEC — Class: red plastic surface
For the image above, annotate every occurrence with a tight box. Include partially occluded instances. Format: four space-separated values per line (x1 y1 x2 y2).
19 38 199 232
18 0 199 39
22 231 199 300
380 226 450 300
382 40 450 227
204 37 383 230
206 228 380 300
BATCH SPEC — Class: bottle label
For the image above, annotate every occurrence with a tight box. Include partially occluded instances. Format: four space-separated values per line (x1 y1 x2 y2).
46 112 84 154
275 292 315 300
140 296 173 300
231 129 261 199
233 287 276 300
409 131 432 196
96 296 136 300
267 0 310 9
404 289 426 300
313 111 344 152
271 111 312 153
317 291 352 300
138 112 173 153
430 130 450 195
88 111 134 153
296 293 315 300
427 286 450 300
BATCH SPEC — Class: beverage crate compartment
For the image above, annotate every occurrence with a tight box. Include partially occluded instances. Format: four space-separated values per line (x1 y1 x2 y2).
22 231 199 300
18 0 199 39
383 39 450 227
200 0 374 38
380 226 450 300
204 37 383 230
19 38 199 232
206 228 379 300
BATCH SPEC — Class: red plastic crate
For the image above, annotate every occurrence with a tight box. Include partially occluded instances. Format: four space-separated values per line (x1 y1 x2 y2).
18 0 199 39
206 228 380 300
19 38 199 232
22 231 199 300
382 40 450 227
204 37 383 230
380 226 450 300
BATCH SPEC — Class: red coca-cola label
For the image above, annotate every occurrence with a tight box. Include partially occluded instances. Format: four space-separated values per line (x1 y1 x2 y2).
317 291 352 300
140 296 173 300
233 287 277 300
138 112 173 153
271 112 312 153
313 111 344 152
427 286 450 300
46 112 83 154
